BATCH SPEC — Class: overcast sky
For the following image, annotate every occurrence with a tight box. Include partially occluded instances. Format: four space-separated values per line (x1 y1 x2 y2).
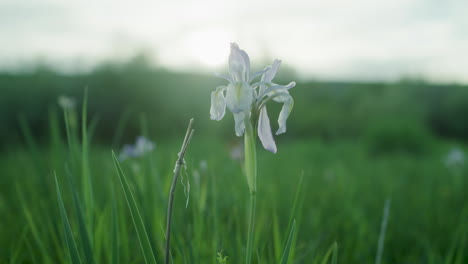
1 0 467 83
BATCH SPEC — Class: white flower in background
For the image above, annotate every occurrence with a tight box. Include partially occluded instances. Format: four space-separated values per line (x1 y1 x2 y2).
58 95 76 110
210 43 296 153
199 160 208 171
444 147 465 168
192 160 208 187
229 141 244 161
119 136 155 161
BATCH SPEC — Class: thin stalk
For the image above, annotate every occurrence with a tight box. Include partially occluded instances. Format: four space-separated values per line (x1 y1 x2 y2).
244 118 257 264
81 87 94 230
165 119 195 264
246 192 256 264
375 198 391 264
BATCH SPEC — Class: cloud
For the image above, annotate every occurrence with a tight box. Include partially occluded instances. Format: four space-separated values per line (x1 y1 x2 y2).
0 0 466 83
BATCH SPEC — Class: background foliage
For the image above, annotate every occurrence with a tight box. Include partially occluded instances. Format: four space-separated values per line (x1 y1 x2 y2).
0 57 467 263
1 56 468 150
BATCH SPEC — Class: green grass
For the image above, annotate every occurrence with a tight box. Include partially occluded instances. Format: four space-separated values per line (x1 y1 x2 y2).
0 118 467 263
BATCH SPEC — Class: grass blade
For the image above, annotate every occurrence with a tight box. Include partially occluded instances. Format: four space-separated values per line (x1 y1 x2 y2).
280 219 296 264
331 242 338 264
272 209 282 260
66 168 95 264
81 87 94 228
283 173 305 261
55 173 83 264
16 184 53 264
320 242 338 264
111 188 120 264
10 226 29 263
375 198 391 264
112 151 157 264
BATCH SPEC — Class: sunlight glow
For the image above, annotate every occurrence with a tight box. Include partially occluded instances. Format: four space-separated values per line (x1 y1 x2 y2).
184 29 233 67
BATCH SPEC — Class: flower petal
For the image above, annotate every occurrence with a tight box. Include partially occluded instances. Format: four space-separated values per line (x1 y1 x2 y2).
249 65 271 83
261 59 281 82
258 83 270 96
271 89 291 103
229 43 250 82
276 96 294 135
239 49 251 80
210 86 227 121
214 72 233 83
257 106 277 153
251 81 270 90
226 82 253 113
259 81 296 99
233 111 246 136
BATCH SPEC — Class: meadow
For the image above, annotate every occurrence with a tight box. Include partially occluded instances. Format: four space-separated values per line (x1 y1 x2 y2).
0 60 467 263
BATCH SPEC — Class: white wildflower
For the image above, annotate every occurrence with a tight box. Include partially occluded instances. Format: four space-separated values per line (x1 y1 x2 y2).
210 43 296 153
444 147 465 168
119 136 155 161
58 95 76 110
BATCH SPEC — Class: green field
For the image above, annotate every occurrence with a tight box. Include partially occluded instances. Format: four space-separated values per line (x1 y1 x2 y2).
0 62 467 263
0 120 466 263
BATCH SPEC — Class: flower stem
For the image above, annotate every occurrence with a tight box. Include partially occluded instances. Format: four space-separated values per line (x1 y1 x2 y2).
244 118 257 264
165 119 195 264
245 190 256 264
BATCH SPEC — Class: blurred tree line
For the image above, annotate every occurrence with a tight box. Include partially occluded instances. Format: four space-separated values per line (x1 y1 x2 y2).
1 55 467 151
